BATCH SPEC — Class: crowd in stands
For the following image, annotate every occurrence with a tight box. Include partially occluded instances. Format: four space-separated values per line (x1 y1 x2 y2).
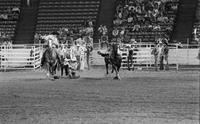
0 7 20 21
112 0 179 43
0 32 12 46
0 6 20 45
34 18 94 46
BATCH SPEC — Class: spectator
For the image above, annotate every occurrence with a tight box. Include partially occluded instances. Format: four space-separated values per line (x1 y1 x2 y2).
127 46 133 71
12 7 20 14
27 0 30 6
112 27 119 37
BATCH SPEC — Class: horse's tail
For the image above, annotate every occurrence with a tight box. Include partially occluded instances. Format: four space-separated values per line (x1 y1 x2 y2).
41 50 46 67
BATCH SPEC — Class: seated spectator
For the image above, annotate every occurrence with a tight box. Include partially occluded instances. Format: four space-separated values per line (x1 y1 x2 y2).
153 25 161 31
112 27 119 37
12 7 20 14
113 17 123 25
88 18 93 27
132 24 140 32
0 14 8 20
127 16 133 23
130 38 137 44
102 25 108 35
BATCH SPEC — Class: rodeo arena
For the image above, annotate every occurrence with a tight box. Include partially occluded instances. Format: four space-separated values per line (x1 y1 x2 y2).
0 0 199 124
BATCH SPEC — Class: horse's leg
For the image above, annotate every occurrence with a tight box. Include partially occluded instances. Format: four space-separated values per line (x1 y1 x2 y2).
160 56 164 70
53 63 57 75
105 62 109 74
165 55 169 70
87 53 90 70
61 64 64 76
111 65 114 73
112 65 120 80
116 65 121 80
64 65 69 76
46 64 50 77
48 65 53 79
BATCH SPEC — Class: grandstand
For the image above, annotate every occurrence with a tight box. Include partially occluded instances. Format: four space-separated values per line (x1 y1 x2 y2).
112 0 180 43
36 0 101 35
0 0 198 45
0 0 21 44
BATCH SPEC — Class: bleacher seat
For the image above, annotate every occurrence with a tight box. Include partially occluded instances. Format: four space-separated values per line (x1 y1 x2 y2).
0 0 21 43
36 0 101 35
113 0 180 43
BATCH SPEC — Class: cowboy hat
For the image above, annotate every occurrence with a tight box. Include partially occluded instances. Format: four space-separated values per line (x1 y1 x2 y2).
76 43 80 47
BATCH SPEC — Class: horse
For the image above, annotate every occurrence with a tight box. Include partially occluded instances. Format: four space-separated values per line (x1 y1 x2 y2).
98 43 122 79
41 46 61 80
97 51 114 74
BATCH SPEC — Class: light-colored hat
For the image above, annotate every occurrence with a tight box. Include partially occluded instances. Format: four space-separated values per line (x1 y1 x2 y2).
76 44 80 47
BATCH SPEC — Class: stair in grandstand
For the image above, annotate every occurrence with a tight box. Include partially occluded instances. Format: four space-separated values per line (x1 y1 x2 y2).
96 0 117 40
172 0 198 44
0 0 21 44
14 0 39 44
191 0 200 44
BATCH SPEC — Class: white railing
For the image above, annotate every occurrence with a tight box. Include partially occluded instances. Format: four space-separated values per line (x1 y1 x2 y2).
0 44 42 71
0 43 199 71
91 43 200 70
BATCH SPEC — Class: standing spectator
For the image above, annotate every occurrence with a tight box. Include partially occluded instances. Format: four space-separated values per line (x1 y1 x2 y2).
88 18 93 27
75 43 81 70
127 46 133 71
102 25 108 35
27 0 30 6
58 44 68 77
112 27 119 37
98 25 103 35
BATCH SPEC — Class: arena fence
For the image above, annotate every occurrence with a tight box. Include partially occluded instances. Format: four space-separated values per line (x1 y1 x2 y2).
0 43 199 71
92 43 200 70
0 44 42 71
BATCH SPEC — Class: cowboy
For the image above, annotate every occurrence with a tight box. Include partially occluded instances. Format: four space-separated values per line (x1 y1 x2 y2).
84 36 93 70
151 42 160 71
161 40 169 70
58 44 69 77
65 43 80 79
75 43 81 70
112 27 119 37
102 25 108 35
98 25 103 36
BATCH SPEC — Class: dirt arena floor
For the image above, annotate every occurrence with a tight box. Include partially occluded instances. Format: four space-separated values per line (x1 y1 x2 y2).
0 67 199 124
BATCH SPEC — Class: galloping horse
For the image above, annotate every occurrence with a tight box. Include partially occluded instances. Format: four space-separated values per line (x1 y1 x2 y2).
97 50 114 75
41 44 61 80
98 43 122 79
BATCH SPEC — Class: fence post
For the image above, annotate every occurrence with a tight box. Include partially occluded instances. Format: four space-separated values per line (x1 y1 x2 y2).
33 46 36 70
187 38 189 65
0 46 1 69
176 44 179 71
